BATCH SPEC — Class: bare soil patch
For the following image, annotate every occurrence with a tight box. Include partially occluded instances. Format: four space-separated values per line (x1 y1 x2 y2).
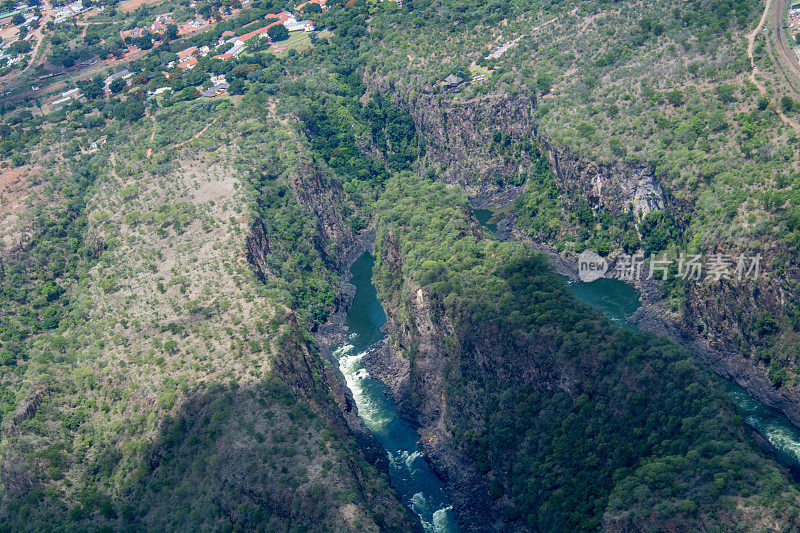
119 0 162 13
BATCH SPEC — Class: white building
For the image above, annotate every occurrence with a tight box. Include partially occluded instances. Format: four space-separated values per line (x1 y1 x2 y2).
53 1 84 23
284 16 314 32
104 69 133 86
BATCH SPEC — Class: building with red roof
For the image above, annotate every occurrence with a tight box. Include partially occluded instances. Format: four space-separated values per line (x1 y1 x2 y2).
237 13 291 42
178 57 198 69
177 47 199 61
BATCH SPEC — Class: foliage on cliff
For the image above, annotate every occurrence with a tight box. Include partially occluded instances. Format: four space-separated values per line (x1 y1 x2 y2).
373 173 800 531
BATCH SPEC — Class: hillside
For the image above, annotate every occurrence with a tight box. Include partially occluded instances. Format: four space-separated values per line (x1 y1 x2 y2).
0 88 413 530
2 0 800 530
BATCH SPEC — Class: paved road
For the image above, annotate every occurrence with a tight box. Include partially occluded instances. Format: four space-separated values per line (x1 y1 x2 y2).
774 0 800 81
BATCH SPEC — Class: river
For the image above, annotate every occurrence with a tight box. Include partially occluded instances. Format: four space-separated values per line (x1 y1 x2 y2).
476 208 800 474
563 274 800 473
336 209 800 530
333 253 459 532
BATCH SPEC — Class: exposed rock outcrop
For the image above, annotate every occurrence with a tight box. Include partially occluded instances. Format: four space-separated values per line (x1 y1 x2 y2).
288 156 355 257
540 137 665 222
363 75 535 206
245 217 274 282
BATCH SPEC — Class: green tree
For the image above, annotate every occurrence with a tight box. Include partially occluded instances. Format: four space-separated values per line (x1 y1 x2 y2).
268 24 289 42
639 211 677 254
536 72 552 94
715 84 736 103
228 78 246 95
109 77 126 94
666 89 684 106
165 24 178 40
609 138 627 157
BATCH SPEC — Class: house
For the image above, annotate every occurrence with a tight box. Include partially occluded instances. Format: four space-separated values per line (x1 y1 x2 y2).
177 47 199 62
104 69 133 86
227 40 246 55
53 1 85 23
148 87 170 97
211 52 235 60
210 74 227 85
51 96 73 110
51 87 83 110
178 57 198 69
265 11 293 23
441 74 463 88
221 30 235 38
295 0 328 11
284 15 314 32
201 82 229 98
236 16 285 43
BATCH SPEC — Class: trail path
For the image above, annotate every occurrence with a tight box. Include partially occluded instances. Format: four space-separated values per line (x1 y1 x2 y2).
146 115 220 158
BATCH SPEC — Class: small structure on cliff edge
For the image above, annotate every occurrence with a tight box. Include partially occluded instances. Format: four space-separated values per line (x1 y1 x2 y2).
441 74 463 88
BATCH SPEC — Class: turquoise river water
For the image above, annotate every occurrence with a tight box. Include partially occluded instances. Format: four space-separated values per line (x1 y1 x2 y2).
333 253 459 532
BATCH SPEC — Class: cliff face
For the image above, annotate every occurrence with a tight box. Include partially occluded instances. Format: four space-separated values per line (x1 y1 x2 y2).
288 156 355 259
363 76 535 206
539 137 665 222
366 233 510 532
633 251 800 427
245 216 274 282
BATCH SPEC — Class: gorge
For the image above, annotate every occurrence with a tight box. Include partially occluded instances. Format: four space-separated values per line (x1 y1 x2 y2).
334 252 459 532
